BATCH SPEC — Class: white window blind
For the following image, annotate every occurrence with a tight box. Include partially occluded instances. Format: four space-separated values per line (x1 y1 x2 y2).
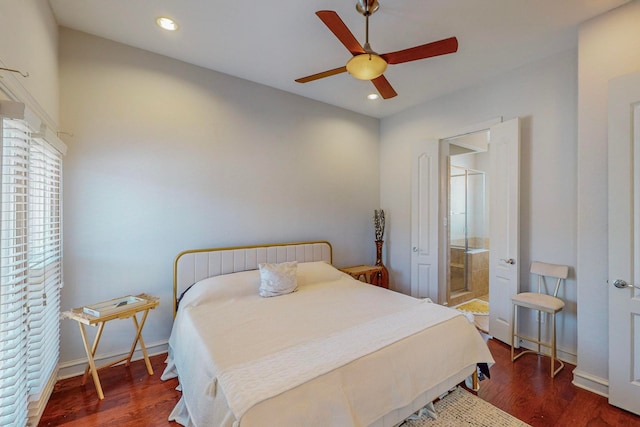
26 133 63 410
0 101 65 427
0 117 30 426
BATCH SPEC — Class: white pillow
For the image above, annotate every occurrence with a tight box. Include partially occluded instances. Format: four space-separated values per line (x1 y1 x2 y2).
258 261 298 297
296 261 345 286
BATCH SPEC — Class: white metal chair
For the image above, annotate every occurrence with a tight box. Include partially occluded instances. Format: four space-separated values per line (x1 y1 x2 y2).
511 261 569 377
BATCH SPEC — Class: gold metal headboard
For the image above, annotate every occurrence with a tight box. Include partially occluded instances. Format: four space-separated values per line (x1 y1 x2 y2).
172 241 332 316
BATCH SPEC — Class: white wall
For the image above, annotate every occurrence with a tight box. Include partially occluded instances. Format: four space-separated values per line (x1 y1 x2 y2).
574 0 640 396
0 0 58 125
58 28 381 369
7 0 633 392
380 51 578 358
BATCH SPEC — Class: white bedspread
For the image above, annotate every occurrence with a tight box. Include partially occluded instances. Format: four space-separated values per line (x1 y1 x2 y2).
162 261 494 427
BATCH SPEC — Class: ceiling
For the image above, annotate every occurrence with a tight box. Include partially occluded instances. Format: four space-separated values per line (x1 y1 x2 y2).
48 0 629 119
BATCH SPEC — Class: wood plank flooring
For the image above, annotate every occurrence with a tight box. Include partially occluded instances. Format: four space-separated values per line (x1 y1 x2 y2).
39 339 640 426
39 355 181 427
477 340 639 426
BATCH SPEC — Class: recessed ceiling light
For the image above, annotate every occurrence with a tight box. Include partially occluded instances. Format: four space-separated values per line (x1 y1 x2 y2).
367 93 380 100
156 17 178 31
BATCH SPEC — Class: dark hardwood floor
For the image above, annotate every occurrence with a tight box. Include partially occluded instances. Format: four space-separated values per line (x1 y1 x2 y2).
39 355 181 427
477 340 639 426
39 339 640 426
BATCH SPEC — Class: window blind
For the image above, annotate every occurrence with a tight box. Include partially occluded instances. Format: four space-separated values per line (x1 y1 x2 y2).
0 101 65 427
26 134 62 411
0 117 31 426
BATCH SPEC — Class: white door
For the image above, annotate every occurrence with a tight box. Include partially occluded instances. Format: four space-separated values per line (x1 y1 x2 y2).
488 118 521 344
411 140 440 300
608 71 640 415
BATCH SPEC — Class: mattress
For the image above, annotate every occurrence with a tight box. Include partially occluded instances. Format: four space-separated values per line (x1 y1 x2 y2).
162 261 494 426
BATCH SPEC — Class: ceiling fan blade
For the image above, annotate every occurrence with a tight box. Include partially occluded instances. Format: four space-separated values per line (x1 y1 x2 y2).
295 66 348 83
316 11 366 56
381 37 458 65
371 75 397 99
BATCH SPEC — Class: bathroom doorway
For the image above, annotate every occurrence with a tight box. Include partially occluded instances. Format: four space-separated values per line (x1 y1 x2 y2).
445 132 490 321
411 118 519 341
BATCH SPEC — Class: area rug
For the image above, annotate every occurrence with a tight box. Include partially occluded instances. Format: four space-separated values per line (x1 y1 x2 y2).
454 299 489 333
401 387 530 427
454 299 489 315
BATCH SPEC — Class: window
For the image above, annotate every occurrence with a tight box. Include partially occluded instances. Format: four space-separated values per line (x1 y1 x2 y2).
0 101 65 426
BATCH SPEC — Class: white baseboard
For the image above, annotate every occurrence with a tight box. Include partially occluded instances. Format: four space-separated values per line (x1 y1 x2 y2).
572 368 609 398
57 340 169 380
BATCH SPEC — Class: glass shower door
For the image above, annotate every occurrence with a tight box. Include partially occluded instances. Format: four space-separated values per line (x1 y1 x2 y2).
449 165 486 296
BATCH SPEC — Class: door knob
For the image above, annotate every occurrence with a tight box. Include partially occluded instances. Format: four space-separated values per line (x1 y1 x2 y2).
412 247 418 252
612 279 639 289
500 258 515 265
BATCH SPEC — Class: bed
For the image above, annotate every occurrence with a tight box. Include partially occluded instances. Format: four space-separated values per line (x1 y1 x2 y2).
162 241 494 427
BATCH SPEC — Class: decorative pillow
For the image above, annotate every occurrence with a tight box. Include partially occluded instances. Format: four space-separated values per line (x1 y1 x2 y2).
258 261 298 297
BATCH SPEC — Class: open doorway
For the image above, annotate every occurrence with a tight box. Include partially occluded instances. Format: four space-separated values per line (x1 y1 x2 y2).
444 131 490 331
411 118 519 342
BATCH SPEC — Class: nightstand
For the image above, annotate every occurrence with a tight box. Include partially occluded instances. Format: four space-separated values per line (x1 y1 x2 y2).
62 293 159 399
340 265 388 288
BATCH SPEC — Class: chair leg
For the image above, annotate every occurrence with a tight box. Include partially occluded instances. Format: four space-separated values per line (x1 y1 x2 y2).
550 312 566 377
511 303 516 362
551 313 556 377
537 311 542 355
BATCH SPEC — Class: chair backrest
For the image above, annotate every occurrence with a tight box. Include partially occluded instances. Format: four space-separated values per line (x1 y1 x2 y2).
530 261 569 298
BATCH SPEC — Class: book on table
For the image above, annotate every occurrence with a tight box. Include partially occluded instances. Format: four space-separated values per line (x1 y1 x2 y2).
82 295 147 317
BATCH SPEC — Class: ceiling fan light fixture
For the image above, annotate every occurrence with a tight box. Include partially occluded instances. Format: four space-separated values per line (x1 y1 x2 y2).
346 53 387 80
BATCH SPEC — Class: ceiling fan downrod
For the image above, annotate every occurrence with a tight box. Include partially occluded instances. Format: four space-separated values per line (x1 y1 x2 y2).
357 0 377 53
363 14 372 52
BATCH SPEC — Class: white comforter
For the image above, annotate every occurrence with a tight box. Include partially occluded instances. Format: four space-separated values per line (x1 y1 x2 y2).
162 261 494 427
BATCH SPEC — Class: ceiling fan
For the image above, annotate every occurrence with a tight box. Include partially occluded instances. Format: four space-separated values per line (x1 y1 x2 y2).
295 0 458 99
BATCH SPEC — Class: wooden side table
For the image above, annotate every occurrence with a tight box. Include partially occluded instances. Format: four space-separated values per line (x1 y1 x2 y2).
340 265 388 288
62 293 159 399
